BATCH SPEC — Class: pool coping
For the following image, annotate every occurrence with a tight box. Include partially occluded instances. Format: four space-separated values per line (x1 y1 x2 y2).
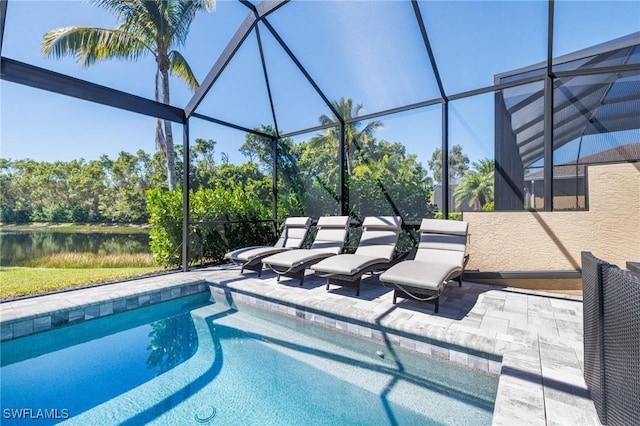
207 282 502 367
0 266 600 426
0 275 209 340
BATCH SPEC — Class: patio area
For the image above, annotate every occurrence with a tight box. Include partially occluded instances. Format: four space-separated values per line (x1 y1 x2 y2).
0 266 599 425
1 1 638 424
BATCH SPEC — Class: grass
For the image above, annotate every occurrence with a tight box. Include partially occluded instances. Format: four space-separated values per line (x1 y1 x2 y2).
1 266 162 300
1 252 160 300
1 226 158 299
25 253 156 268
0 222 149 234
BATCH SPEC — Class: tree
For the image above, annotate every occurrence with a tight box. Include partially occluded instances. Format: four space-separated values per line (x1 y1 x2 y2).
453 158 494 211
319 97 383 176
239 125 277 173
239 126 306 213
146 315 198 374
99 151 151 222
349 139 434 222
189 138 217 190
427 145 470 183
42 0 216 190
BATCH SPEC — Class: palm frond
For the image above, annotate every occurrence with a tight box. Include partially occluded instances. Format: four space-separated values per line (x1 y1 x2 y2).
453 158 495 209
43 26 150 67
361 119 383 136
93 0 153 31
171 0 216 45
169 50 199 91
93 0 169 47
319 114 339 127
91 0 134 17
140 0 172 45
329 98 348 123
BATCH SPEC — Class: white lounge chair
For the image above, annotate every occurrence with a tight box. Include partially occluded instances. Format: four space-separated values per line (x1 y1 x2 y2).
261 216 350 286
224 217 312 277
310 216 402 296
379 218 469 313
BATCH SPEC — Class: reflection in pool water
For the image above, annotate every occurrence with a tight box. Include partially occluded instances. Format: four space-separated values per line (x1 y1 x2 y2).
0 296 202 425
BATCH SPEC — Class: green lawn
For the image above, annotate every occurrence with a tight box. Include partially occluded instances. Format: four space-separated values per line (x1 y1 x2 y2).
1 223 158 299
1 267 160 300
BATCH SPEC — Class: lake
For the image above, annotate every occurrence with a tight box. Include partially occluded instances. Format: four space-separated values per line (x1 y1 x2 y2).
0 231 151 267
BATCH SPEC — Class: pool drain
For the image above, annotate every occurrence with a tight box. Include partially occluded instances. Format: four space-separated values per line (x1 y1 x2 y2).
194 406 217 423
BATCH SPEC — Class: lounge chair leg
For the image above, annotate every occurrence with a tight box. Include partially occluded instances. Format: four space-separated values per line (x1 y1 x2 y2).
393 291 397 304
242 262 265 277
300 275 304 286
434 296 439 313
277 275 280 282
457 276 462 287
326 282 330 291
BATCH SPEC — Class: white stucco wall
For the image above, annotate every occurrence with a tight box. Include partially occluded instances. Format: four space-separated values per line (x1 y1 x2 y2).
463 162 640 272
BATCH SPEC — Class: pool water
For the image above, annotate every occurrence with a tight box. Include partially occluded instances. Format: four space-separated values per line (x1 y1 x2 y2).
1 295 204 425
1 293 497 425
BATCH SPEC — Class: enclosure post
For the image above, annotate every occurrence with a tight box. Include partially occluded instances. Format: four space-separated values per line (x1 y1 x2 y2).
0 0 8 58
339 122 348 216
441 100 449 219
544 0 555 211
182 121 190 272
272 136 278 239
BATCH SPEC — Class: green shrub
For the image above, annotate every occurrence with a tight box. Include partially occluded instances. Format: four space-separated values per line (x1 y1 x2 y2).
147 185 272 268
482 201 494 212
433 211 463 221
147 188 184 267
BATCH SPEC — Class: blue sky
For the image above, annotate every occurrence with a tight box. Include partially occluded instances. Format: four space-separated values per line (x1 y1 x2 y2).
1 0 639 171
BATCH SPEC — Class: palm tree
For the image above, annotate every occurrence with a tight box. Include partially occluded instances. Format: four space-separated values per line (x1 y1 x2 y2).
453 158 494 211
42 0 216 190
318 97 382 176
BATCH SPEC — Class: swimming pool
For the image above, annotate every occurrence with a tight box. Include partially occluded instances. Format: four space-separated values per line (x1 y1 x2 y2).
1 292 498 425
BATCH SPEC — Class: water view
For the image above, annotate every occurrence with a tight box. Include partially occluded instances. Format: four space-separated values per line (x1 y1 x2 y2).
0 231 151 267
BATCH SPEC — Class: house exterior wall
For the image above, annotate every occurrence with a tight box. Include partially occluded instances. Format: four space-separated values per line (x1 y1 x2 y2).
464 163 640 274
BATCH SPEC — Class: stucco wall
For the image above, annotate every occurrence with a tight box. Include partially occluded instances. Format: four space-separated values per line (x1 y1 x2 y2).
464 162 640 273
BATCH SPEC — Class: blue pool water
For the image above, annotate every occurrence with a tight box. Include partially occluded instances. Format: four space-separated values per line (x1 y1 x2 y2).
1 293 497 425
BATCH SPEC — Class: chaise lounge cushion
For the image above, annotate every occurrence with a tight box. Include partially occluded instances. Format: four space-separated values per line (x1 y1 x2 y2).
261 216 351 281
379 261 462 291
263 248 341 269
233 246 296 263
379 218 469 312
273 216 315 248
311 254 389 276
224 245 264 260
310 216 402 277
224 216 312 262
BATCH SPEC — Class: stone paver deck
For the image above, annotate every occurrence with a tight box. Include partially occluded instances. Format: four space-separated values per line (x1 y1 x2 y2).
0 265 600 425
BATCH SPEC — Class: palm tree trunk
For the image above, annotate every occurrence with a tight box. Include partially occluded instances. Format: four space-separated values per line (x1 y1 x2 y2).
154 70 166 157
344 127 352 176
160 65 177 190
